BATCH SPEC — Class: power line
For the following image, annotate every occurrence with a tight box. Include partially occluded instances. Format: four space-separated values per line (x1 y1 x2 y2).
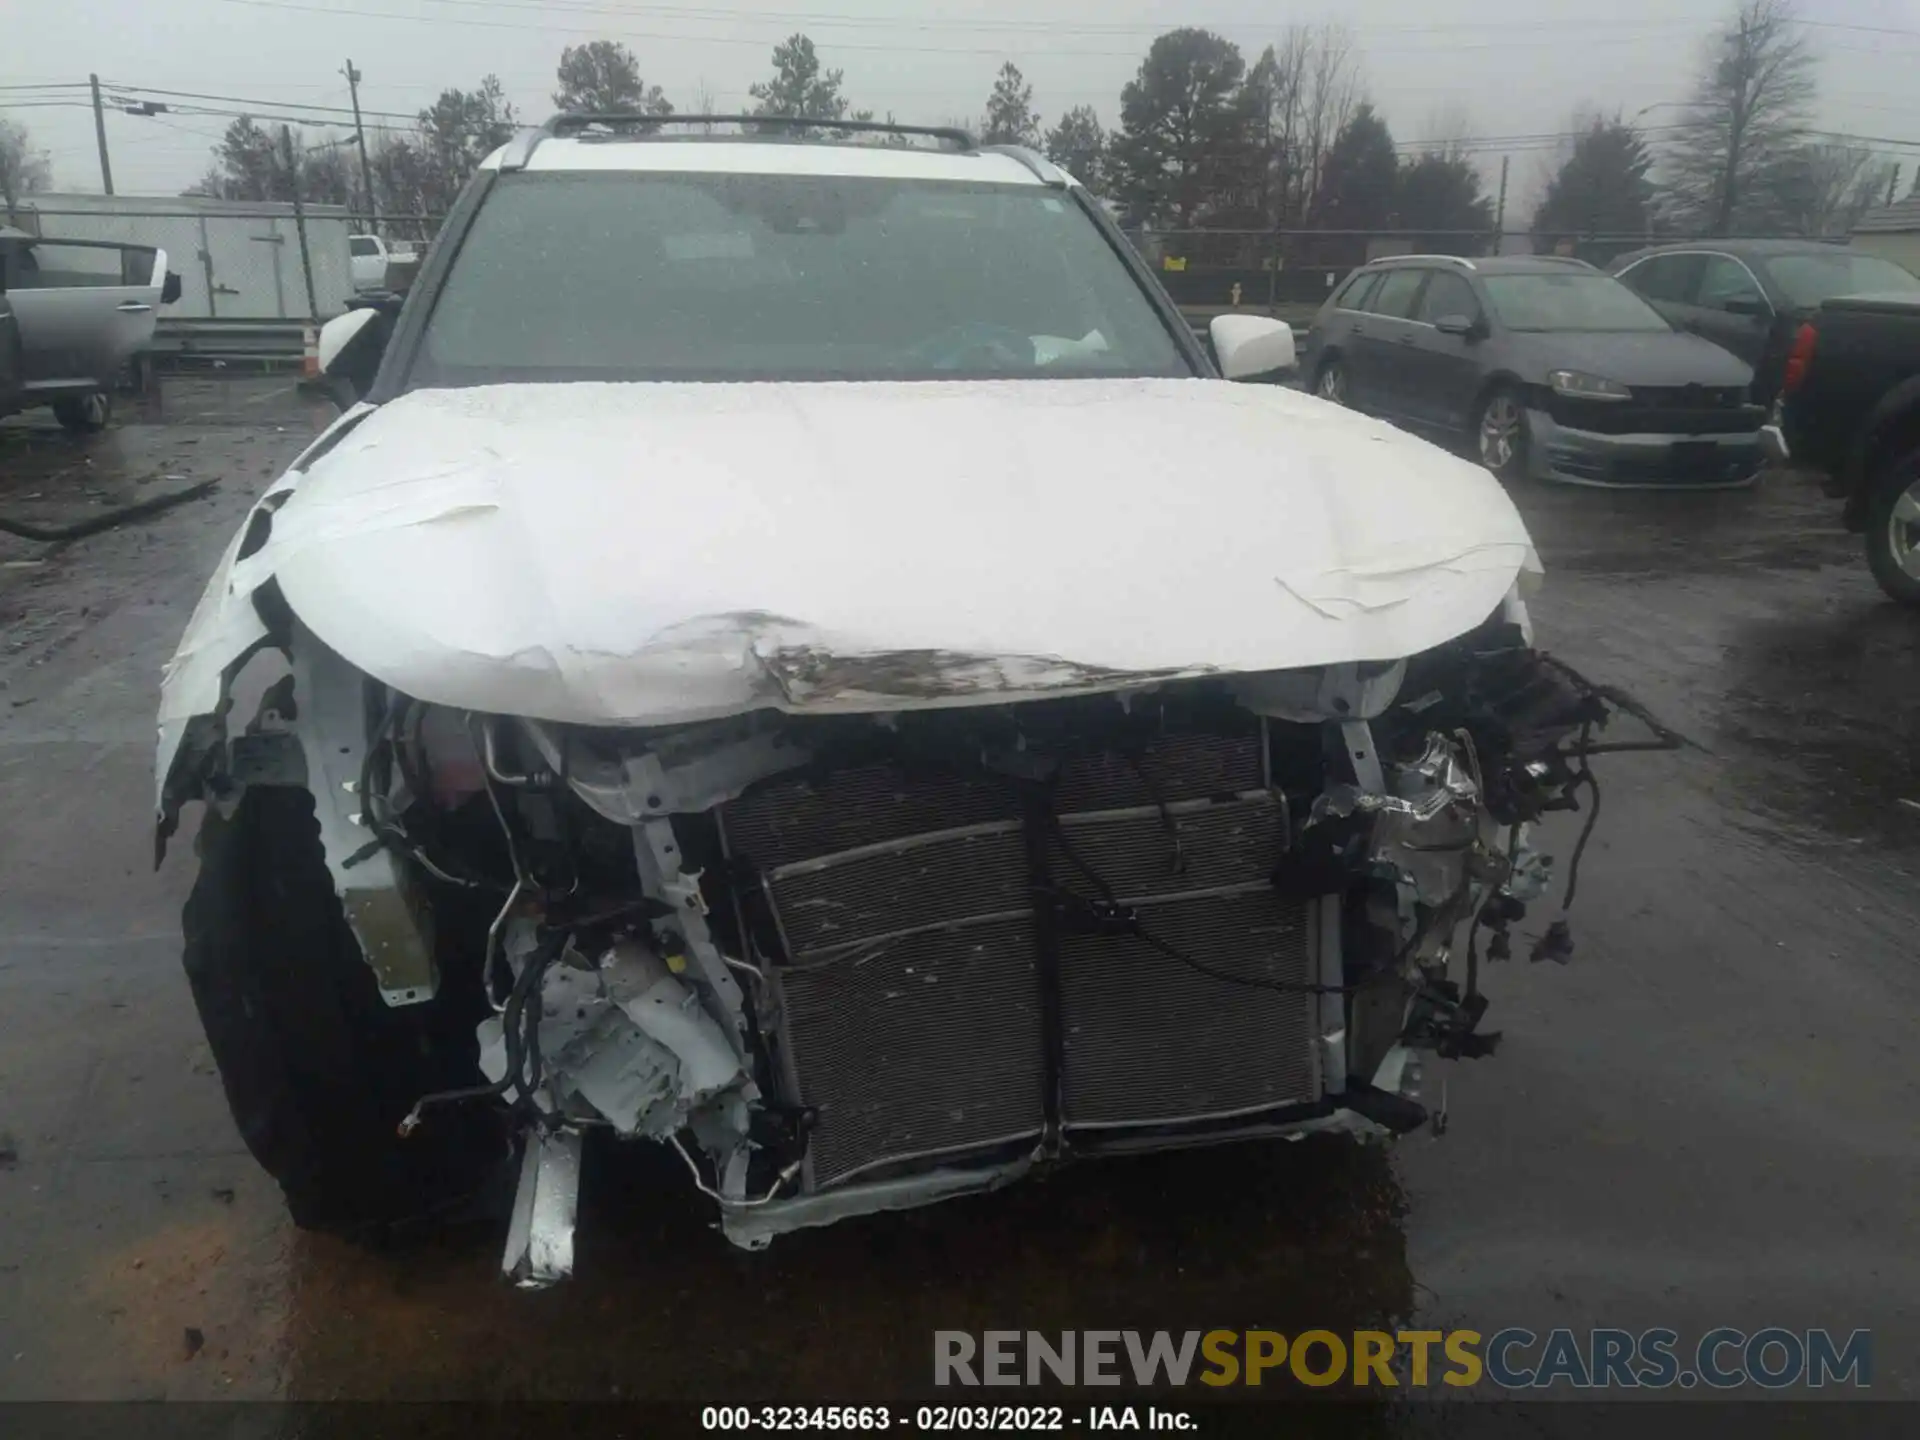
102 83 421 123
206 0 1920 44
207 0 1785 61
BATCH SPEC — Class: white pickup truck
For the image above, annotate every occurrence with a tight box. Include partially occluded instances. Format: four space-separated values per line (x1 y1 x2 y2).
348 234 416 292
0 228 174 432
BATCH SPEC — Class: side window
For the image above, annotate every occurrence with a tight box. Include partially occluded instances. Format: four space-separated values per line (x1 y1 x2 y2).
1696 256 1768 313
1620 253 1704 304
1415 271 1480 324
1334 270 1382 311
1367 267 1427 319
15 242 125 289
1 245 42 290
349 238 380 258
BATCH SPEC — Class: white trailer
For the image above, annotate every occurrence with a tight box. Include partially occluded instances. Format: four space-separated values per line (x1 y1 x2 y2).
15 194 357 322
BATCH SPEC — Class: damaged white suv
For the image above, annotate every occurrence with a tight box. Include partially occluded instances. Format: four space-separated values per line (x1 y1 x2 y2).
156 116 1659 1287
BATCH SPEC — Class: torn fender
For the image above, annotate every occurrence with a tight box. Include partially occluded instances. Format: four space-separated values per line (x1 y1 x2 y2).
155 406 374 825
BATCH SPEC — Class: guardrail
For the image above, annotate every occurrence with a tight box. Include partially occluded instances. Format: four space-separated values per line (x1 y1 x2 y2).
151 318 311 369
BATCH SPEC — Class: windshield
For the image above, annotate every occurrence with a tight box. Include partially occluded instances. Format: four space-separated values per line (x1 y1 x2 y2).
1481 272 1671 332
1761 251 1920 308
412 171 1191 384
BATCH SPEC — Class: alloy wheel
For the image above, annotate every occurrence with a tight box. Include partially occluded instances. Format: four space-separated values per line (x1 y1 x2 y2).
1316 363 1346 405
1479 395 1521 472
1889 479 1920 581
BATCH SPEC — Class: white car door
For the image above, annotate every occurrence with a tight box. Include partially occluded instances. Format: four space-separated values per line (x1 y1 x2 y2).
5 239 166 393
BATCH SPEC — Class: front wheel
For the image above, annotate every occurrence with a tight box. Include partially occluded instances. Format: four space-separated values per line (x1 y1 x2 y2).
1863 446 1920 607
52 390 111 434
1475 387 1530 481
181 786 508 1239
1314 358 1349 407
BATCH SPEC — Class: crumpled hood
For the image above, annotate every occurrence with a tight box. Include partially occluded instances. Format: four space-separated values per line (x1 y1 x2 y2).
181 378 1541 730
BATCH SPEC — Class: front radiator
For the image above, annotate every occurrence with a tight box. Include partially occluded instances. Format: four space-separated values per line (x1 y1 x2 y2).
723 722 1320 1191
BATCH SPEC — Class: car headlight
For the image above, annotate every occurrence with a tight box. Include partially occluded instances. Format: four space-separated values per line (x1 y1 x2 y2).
1548 370 1632 401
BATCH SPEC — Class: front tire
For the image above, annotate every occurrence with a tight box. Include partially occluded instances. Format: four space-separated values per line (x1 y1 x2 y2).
1863 445 1920 608
1475 387 1530 481
52 390 111 434
181 786 507 1240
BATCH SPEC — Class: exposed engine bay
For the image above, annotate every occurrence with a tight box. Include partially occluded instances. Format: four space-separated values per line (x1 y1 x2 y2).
159 595 1678 1288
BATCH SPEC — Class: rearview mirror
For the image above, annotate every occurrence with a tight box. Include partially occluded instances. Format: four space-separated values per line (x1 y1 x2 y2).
1433 313 1482 339
1210 314 1297 381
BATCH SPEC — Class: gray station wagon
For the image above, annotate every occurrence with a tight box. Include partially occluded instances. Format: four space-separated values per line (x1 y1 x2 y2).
1299 255 1779 490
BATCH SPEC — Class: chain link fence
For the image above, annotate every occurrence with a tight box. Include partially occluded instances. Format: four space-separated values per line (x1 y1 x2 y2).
1127 226 1856 319
8 199 1880 363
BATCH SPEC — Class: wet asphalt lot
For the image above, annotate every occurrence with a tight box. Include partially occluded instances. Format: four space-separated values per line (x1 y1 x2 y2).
0 374 1916 1414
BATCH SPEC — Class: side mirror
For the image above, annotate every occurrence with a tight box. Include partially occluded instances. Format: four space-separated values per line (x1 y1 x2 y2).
1432 313 1483 339
1210 314 1297 381
1723 295 1770 319
316 306 390 402
161 271 183 306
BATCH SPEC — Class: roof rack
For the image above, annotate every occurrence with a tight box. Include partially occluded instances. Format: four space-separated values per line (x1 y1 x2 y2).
500 113 978 170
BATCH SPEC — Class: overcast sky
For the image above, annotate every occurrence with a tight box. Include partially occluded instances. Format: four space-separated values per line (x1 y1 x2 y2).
7 0 1920 213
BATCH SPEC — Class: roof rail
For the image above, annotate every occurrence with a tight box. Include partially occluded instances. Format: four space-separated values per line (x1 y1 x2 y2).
500 112 978 170
978 143 1072 188
1529 254 1597 268
1369 253 1477 270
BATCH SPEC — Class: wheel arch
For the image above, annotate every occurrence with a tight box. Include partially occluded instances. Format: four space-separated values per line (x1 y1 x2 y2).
1468 370 1533 429
1844 382 1920 531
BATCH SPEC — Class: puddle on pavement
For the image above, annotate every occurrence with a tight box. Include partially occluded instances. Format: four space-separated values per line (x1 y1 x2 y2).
279 1134 1413 1404
1712 603 1920 852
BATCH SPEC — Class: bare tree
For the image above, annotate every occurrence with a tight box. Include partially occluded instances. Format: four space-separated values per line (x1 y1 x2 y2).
1421 102 1475 164
1245 24 1360 228
1 117 52 220
1658 0 1816 235
1764 142 1897 236
689 80 719 132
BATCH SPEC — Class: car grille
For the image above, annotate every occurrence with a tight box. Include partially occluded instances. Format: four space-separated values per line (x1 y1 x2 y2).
724 720 1320 1191
1550 385 1762 436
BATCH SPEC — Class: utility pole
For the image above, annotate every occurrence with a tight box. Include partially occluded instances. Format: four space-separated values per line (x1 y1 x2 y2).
343 59 377 232
282 126 320 323
89 74 114 195
1493 155 1510 253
